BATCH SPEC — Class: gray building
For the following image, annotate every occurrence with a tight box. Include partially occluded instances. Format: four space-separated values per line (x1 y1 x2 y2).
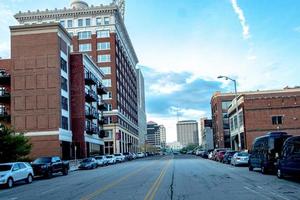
159 125 166 148
137 68 147 146
146 121 161 147
177 120 199 146
200 118 214 151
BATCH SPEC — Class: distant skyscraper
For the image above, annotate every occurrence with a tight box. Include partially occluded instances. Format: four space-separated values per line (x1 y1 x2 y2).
137 68 147 146
159 125 166 148
146 121 161 147
177 120 199 146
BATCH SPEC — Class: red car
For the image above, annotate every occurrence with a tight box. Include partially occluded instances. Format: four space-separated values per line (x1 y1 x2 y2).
216 151 226 162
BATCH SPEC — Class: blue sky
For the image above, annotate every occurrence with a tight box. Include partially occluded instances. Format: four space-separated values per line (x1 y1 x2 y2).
1 0 300 142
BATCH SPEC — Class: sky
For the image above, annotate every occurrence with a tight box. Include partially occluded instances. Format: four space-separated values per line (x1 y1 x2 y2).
1 0 300 143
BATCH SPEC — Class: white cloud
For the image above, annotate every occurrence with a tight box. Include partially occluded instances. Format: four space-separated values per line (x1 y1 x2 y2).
149 81 183 94
230 0 250 40
294 26 300 33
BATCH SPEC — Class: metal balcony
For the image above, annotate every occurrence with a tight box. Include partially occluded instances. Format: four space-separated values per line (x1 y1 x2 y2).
85 107 99 120
84 71 97 85
86 123 99 135
97 82 108 95
98 102 108 111
0 90 10 102
85 88 98 102
0 110 10 122
98 117 107 125
0 72 10 85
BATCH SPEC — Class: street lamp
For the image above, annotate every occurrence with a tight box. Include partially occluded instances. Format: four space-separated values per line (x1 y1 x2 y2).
217 75 240 150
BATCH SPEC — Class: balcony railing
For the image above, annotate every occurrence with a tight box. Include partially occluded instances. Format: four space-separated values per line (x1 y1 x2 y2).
0 71 10 85
0 89 10 102
98 116 106 125
86 123 99 135
85 106 99 120
85 88 98 102
84 71 97 85
97 82 108 95
98 102 108 111
0 109 10 122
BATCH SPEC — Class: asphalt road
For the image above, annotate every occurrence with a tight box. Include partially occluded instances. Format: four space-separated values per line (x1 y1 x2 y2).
1 154 300 200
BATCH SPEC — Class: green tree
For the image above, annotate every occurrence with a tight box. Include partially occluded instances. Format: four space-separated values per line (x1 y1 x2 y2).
0 125 32 163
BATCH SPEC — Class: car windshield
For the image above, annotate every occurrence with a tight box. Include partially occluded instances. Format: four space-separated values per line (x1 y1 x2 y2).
0 165 12 171
95 156 103 159
114 154 121 156
106 156 112 158
32 157 51 164
82 159 92 162
237 153 248 157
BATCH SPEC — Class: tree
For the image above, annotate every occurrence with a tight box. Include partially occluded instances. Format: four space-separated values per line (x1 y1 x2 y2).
0 124 32 163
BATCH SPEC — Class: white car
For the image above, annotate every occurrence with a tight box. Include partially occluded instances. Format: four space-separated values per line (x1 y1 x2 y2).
0 162 34 188
231 152 249 166
94 155 109 166
106 155 117 164
114 153 125 162
137 152 145 158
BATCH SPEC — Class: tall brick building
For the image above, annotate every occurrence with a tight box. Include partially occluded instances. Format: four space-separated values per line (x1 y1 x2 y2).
14 0 141 154
228 87 300 150
211 92 235 148
0 23 107 159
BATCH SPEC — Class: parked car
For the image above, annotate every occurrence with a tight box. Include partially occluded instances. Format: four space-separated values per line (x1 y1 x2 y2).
276 136 300 179
212 148 228 161
31 156 69 178
94 155 108 166
137 152 145 158
223 151 237 164
208 152 213 160
114 153 125 162
0 162 34 188
231 152 249 166
195 150 203 156
132 153 137 159
216 151 226 162
79 158 98 170
106 155 117 164
248 132 291 174
123 152 133 161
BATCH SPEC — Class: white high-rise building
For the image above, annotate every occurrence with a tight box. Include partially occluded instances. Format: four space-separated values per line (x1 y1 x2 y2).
177 120 199 146
137 68 147 146
159 125 166 148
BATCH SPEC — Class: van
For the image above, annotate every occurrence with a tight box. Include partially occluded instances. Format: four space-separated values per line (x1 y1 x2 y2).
248 132 291 174
277 136 300 178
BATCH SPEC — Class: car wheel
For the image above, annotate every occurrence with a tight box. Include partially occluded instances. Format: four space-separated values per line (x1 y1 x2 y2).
47 170 53 178
277 168 284 179
261 165 267 174
7 178 14 188
62 168 68 175
249 165 253 171
26 174 33 184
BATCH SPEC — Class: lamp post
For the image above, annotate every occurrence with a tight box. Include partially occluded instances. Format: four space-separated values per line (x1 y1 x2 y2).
217 75 241 150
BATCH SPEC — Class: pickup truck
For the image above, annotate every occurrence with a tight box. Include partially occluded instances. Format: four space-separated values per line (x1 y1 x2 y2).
31 156 69 178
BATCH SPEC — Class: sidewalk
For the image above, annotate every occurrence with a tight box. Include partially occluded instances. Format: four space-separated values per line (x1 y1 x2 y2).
69 159 82 172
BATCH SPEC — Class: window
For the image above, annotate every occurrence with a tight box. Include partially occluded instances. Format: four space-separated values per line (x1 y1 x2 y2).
107 104 112 111
78 31 91 40
98 54 111 63
104 130 113 139
96 17 101 25
100 67 111 75
61 58 67 73
103 91 112 100
272 116 283 125
103 79 112 87
67 20 73 28
60 20 65 27
97 30 110 38
79 43 92 52
61 116 69 130
61 96 68 111
106 116 112 124
70 45 73 53
78 19 83 27
86 18 91 26
97 42 110 50
104 17 110 25
61 76 68 91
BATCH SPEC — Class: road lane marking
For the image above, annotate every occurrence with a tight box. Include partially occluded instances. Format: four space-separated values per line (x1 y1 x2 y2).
80 156 172 200
243 186 273 200
144 159 172 200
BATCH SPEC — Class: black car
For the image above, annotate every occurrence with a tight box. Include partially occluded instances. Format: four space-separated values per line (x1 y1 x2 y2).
79 158 98 170
277 136 300 179
248 132 291 174
223 151 237 164
31 156 69 178
123 152 133 161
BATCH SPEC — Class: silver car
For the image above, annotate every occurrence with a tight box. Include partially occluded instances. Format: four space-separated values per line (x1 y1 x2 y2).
0 162 34 188
231 152 249 166
94 155 109 166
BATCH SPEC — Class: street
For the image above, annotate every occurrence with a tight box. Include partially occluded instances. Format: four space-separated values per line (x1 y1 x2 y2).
0 155 300 200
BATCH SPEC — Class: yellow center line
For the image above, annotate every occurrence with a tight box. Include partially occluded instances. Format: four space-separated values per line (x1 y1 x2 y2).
144 156 173 200
80 156 171 200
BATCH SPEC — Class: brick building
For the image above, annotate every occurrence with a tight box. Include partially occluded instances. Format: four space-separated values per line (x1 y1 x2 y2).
14 0 141 154
0 23 106 159
228 87 300 150
211 92 235 148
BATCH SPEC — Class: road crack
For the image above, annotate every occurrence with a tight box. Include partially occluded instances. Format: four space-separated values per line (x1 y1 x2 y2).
169 163 175 200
